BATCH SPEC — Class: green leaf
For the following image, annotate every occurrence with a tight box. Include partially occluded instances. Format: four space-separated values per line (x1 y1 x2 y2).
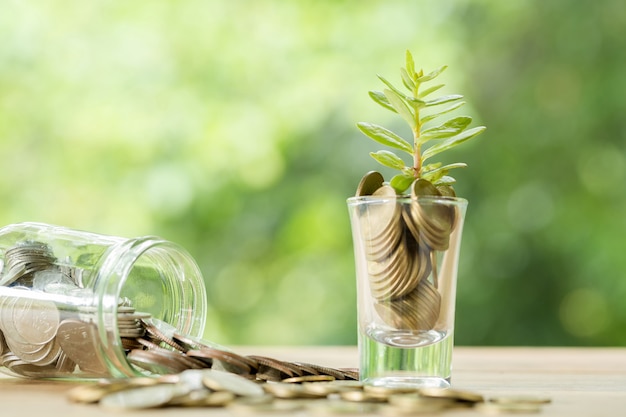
400 68 415 91
417 65 447 82
422 162 467 180
422 168 446 183
377 75 411 101
422 126 486 161
433 175 456 186
425 94 463 107
422 162 442 171
420 116 473 142
406 96 426 109
384 89 416 130
356 122 413 154
369 91 396 113
418 83 445 98
420 101 466 124
369 150 406 170
390 173 415 193
405 50 415 78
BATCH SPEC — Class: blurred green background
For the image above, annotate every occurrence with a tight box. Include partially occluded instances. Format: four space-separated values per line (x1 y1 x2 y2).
1 1 625 346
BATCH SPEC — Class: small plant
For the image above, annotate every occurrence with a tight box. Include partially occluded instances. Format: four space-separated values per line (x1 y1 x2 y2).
357 50 486 194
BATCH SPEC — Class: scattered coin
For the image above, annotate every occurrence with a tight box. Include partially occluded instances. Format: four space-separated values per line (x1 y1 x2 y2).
339 390 387 403
475 402 542 415
418 387 484 404
489 395 552 405
282 375 335 383
201 369 266 397
99 383 190 410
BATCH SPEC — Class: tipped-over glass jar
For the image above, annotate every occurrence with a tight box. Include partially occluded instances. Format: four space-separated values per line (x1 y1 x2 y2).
0 222 207 379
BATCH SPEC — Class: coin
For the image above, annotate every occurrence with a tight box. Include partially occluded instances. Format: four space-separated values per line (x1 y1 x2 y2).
475 402 542 414
339 390 386 403
14 298 60 345
56 319 109 375
67 384 119 404
201 369 266 397
363 385 419 398
188 348 255 374
356 171 385 197
282 375 335 383
360 185 401 246
99 383 190 410
127 348 191 375
264 382 321 399
388 392 455 409
0 330 6 355
489 395 552 405
418 387 484 403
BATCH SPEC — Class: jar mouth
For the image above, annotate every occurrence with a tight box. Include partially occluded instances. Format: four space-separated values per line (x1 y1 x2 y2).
94 237 207 377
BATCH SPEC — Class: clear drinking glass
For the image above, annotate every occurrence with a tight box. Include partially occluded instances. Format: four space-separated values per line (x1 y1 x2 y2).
347 194 467 388
0 222 207 379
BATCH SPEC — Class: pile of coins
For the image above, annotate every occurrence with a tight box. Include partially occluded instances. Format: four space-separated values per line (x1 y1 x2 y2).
0 241 58 287
355 172 458 331
68 372 551 414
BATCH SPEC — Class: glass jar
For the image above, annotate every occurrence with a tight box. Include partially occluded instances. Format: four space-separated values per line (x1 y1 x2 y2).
0 222 207 379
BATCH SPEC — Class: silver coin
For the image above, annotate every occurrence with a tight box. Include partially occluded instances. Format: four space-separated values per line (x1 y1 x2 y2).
14 298 60 345
56 319 108 375
99 383 190 410
202 369 265 397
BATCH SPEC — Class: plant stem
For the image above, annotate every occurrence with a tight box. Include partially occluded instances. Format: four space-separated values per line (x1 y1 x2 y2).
413 81 422 179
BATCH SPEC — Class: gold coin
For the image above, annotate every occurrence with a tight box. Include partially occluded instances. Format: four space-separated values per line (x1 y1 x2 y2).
282 375 335 383
489 395 552 405
201 390 238 407
339 390 386 403
418 387 484 403
363 385 418 398
360 186 400 245
388 393 454 409
67 384 113 404
263 382 319 399
475 402 542 414
436 185 456 197
356 171 385 196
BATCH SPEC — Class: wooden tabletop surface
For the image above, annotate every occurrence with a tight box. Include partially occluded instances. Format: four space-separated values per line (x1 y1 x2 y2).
1 346 625 416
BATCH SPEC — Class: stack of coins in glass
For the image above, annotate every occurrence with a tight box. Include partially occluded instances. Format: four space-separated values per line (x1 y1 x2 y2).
356 172 458 331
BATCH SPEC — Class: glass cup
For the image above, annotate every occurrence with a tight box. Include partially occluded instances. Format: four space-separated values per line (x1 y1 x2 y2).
347 194 467 388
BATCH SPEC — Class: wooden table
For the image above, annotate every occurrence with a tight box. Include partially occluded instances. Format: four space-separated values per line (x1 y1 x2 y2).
1 346 625 416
